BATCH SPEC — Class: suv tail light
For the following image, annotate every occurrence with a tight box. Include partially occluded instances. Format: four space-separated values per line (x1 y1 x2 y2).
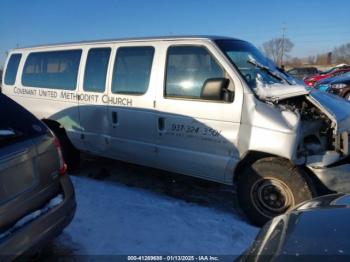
54 137 67 176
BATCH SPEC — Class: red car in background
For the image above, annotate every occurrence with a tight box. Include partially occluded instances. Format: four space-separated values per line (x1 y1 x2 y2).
304 65 350 86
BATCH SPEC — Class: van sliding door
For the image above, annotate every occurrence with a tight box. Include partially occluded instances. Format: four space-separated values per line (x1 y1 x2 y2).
106 45 157 166
78 46 112 154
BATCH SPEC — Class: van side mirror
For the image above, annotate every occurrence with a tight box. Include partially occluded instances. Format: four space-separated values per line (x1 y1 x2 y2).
201 78 233 102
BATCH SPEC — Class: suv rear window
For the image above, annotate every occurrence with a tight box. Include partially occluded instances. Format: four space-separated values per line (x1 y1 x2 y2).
4 54 22 85
0 94 48 147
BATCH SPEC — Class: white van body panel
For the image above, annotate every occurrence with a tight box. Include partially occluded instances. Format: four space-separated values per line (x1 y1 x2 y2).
76 44 111 154
3 36 349 189
3 37 245 184
104 42 158 167
152 40 244 182
3 47 84 150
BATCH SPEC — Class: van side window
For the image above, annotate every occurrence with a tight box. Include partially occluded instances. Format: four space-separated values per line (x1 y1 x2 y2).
4 54 22 85
112 46 154 94
83 48 111 93
165 46 224 99
22 50 82 90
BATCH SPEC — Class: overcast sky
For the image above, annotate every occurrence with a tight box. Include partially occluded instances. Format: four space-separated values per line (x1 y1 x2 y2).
1 0 349 67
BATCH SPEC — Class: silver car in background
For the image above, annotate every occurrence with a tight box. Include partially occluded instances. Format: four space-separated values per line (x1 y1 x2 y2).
0 93 76 259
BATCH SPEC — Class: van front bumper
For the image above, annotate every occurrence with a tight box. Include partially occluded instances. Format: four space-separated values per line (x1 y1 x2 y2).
0 175 76 260
308 160 350 193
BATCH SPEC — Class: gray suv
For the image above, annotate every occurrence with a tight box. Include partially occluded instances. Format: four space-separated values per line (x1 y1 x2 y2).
0 93 76 259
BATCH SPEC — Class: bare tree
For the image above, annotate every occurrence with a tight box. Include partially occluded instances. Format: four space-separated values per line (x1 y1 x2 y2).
262 37 294 66
307 55 316 65
333 43 350 64
286 57 302 67
316 54 329 65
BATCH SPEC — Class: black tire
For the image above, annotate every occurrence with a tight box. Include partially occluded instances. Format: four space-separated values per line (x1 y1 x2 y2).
237 157 315 226
51 127 80 171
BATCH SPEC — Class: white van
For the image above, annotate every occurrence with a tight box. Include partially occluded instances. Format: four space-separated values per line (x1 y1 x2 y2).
2 36 350 225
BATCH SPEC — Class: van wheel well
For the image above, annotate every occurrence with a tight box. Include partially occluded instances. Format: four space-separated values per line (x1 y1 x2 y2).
233 151 277 183
41 119 80 171
236 156 315 226
233 151 332 196
42 119 61 132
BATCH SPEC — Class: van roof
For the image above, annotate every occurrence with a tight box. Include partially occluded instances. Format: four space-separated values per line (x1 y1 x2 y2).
13 35 241 51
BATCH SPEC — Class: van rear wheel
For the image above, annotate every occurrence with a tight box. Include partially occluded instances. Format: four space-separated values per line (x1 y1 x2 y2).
237 157 315 226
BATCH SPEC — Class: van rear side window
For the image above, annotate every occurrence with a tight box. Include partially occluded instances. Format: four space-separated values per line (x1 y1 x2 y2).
22 50 82 90
112 46 154 95
84 48 111 93
4 54 22 85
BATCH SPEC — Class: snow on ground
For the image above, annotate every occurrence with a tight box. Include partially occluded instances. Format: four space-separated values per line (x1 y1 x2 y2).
48 175 258 257
40 156 258 259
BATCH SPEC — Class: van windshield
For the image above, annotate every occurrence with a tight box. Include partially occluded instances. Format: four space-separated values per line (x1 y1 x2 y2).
215 39 293 90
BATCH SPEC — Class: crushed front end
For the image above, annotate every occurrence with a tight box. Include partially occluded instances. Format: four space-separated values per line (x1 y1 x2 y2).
278 90 350 193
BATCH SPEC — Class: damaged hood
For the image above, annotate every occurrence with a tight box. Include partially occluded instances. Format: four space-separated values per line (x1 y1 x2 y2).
254 78 350 133
307 90 350 134
255 82 310 101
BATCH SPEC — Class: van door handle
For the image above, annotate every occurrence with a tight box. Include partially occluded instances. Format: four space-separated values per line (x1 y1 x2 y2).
158 117 165 131
112 111 118 126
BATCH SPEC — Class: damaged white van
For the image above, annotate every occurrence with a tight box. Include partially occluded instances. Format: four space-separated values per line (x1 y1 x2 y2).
3 36 350 225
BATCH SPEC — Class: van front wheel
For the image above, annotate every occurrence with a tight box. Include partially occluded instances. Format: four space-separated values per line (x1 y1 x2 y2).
237 157 315 226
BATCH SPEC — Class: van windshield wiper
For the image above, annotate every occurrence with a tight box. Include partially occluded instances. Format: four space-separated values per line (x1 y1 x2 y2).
247 58 292 84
